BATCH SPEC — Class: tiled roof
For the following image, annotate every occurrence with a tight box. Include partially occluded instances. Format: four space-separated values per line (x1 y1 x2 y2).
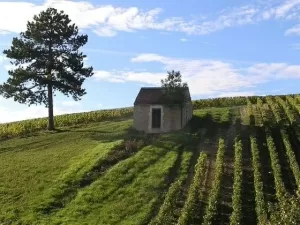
134 87 191 105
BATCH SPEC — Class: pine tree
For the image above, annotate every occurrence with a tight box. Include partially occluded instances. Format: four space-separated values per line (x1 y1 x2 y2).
0 7 94 130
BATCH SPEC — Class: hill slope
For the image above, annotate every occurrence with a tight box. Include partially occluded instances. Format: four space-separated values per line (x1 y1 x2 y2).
1 95 300 224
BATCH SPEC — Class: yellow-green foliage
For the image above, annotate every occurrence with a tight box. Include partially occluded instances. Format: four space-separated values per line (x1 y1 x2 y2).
0 107 133 139
230 138 243 225
202 138 225 225
177 152 207 225
149 151 194 225
250 136 268 225
266 132 286 202
280 130 300 191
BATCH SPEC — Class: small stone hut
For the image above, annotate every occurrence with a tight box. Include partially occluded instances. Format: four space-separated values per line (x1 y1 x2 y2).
133 87 193 133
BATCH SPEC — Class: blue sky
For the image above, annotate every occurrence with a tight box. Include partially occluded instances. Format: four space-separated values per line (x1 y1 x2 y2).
1 0 300 123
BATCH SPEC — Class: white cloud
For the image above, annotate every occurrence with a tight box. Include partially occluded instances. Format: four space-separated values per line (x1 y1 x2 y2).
93 27 117 37
246 63 300 78
262 0 300 20
0 1 156 36
95 54 258 96
94 70 165 85
93 70 124 83
180 38 188 42
93 53 300 96
0 0 299 37
276 0 300 18
131 53 167 63
0 0 205 36
285 24 300 35
193 5 258 35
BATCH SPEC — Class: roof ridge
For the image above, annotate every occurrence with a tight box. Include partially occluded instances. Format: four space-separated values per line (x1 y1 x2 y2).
140 87 164 89
134 86 190 105
140 87 188 89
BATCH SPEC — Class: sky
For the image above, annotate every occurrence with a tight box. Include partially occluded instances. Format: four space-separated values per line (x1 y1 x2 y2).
0 0 300 123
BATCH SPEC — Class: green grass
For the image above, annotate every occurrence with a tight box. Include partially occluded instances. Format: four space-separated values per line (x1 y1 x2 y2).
32 140 123 214
0 113 202 224
149 149 194 225
53 146 178 225
1 98 300 225
0 119 133 224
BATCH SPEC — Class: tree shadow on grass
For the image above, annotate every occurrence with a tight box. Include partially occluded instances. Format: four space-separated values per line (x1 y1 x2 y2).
37 145 171 216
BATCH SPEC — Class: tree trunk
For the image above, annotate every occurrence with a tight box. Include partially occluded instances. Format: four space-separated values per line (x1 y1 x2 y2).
47 83 55 130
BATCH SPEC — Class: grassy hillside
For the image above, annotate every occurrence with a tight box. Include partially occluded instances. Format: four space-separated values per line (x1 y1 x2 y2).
1 95 300 224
